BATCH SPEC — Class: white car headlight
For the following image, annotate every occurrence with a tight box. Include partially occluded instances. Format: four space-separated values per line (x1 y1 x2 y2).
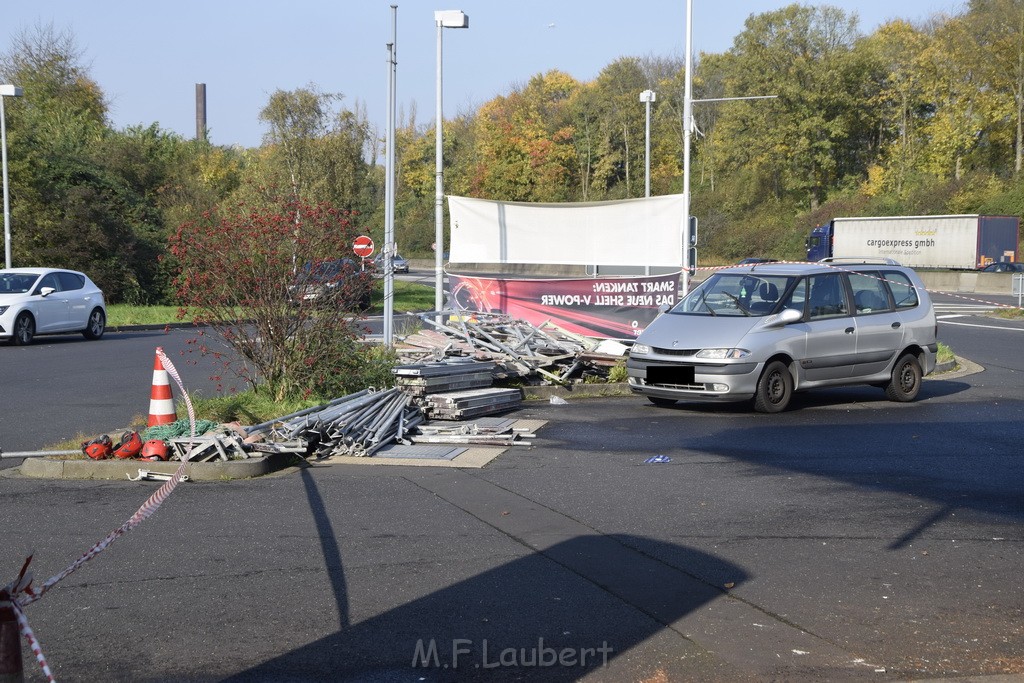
0 306 7 315
630 343 651 355
695 348 750 360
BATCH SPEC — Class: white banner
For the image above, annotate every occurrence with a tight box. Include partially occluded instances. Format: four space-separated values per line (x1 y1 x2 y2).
447 195 685 267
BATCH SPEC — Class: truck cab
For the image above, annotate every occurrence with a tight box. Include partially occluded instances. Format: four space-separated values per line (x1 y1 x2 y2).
805 223 832 261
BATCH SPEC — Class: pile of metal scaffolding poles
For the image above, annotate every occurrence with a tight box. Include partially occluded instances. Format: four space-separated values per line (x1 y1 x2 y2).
257 387 425 458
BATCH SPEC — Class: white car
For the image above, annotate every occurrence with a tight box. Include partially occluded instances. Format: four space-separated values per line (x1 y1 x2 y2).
0 268 107 345
627 260 938 412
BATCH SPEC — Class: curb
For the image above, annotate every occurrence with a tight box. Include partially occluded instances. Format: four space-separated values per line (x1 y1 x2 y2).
521 382 632 400
17 452 294 481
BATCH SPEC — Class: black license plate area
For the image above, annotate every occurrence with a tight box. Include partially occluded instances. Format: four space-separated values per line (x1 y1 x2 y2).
646 365 695 385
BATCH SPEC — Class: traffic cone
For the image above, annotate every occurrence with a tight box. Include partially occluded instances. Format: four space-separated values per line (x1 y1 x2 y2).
147 347 176 427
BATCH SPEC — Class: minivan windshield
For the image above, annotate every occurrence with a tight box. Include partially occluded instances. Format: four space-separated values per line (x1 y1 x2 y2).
671 272 797 317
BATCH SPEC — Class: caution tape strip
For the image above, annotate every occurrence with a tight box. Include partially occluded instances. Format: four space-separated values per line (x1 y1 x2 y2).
6 348 197 682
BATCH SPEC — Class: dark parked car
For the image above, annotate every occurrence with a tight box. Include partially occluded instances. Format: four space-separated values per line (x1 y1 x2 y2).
289 259 372 311
978 261 1023 273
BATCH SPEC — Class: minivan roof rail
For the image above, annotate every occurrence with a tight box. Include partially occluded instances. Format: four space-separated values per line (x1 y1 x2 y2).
819 257 902 266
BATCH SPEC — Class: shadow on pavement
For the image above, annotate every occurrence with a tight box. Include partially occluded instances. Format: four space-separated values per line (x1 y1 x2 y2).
222 470 749 682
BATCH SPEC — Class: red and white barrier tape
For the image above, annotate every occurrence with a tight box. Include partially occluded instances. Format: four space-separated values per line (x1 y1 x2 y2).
5 348 196 681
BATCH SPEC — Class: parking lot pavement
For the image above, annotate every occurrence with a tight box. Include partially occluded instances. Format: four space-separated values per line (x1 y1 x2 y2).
2 390 1023 681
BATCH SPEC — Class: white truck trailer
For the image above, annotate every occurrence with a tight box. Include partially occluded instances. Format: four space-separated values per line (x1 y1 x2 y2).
805 214 1020 269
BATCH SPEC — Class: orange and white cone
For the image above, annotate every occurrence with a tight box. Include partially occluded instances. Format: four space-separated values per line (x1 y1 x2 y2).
147 347 176 427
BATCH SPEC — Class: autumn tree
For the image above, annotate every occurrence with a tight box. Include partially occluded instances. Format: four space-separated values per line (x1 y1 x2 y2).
857 20 933 193
254 86 375 213
170 196 384 401
470 70 577 202
962 0 1024 174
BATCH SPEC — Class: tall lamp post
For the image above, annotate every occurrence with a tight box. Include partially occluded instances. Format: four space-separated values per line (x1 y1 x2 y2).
434 9 469 314
1 84 23 270
682 0 694 296
639 89 655 198
383 6 398 347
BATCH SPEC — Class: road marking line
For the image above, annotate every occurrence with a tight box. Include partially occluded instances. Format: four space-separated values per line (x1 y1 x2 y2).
939 320 1024 331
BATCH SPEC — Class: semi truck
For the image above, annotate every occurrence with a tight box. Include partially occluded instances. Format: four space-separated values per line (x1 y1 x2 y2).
805 214 1020 269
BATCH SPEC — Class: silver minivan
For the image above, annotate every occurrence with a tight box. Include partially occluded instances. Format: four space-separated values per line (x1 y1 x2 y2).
626 260 938 412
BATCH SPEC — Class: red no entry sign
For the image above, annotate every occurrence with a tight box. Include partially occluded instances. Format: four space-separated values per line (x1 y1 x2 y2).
353 235 374 258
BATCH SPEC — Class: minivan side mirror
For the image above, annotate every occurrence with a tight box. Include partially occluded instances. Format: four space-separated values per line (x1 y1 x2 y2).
764 307 802 328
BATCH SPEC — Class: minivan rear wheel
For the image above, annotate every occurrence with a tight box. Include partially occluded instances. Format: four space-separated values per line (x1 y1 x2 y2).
754 360 792 413
884 353 922 402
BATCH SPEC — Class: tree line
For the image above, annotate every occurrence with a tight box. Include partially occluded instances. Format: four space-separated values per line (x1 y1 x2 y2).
2 1 1023 306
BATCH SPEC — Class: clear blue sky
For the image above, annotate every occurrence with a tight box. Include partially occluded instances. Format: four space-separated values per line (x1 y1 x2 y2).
3 0 964 149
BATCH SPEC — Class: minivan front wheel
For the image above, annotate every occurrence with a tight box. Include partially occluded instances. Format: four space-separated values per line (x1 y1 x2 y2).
754 360 792 413
885 353 922 402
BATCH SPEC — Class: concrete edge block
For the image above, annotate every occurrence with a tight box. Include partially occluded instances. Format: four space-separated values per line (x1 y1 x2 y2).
18 453 293 481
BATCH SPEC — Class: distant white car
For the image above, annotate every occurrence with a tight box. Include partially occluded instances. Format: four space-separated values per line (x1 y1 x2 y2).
0 268 107 345
373 252 410 274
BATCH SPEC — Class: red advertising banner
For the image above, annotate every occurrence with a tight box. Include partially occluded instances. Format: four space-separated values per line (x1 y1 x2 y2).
447 272 680 339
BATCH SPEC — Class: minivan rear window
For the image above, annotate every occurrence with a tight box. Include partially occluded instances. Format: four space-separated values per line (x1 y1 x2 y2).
881 270 919 309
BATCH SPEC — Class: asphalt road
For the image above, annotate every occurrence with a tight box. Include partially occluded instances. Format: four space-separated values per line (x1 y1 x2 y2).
0 293 1022 681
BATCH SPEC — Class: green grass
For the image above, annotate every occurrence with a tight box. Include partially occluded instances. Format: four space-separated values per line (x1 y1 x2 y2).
106 281 436 327
993 306 1024 319
937 342 954 365
370 280 436 313
107 304 188 326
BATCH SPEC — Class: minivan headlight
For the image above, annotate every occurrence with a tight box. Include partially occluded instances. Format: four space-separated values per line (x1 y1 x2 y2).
630 343 651 355
695 348 750 359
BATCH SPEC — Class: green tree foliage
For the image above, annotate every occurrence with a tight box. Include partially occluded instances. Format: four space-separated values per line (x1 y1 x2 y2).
587 58 648 199
963 0 1024 174
857 20 932 194
470 70 578 202
1 25 147 300
1 24 243 303
706 5 868 210
253 86 374 215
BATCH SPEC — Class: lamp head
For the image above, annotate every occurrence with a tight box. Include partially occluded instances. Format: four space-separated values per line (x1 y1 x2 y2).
435 10 469 28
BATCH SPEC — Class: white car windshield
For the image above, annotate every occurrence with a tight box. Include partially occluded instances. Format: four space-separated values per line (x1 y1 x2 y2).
672 273 796 317
0 273 40 294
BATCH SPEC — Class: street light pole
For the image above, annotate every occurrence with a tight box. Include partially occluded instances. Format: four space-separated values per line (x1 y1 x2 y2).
1 84 23 270
681 0 693 295
679 0 773 295
383 6 398 347
434 10 469 316
639 90 655 199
